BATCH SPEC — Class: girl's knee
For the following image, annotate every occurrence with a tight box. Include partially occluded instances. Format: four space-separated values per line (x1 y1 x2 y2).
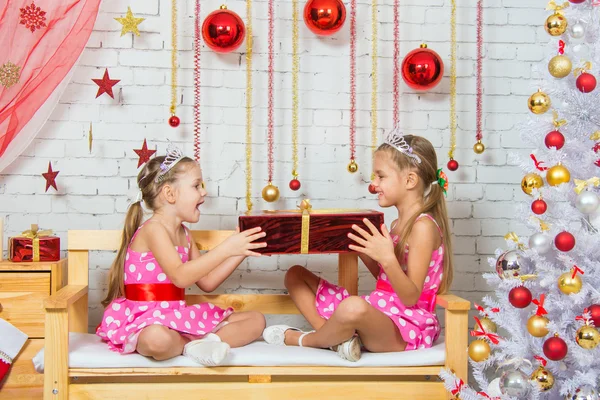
284 265 308 289
138 325 179 356
336 296 369 324
248 311 266 334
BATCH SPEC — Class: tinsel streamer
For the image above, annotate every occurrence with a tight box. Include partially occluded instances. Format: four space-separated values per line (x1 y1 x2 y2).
349 0 357 164
370 0 378 181
193 0 201 161
267 0 275 183
475 0 483 143
245 0 254 211
448 0 457 162
393 0 400 128
170 0 178 117
291 0 299 180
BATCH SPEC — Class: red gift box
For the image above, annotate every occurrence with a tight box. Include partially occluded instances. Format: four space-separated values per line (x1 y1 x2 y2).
239 200 384 255
9 224 60 262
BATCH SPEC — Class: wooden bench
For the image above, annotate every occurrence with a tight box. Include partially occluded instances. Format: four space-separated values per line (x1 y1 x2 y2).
42 230 470 400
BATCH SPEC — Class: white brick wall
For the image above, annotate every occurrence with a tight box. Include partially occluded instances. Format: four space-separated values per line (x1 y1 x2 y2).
0 0 546 330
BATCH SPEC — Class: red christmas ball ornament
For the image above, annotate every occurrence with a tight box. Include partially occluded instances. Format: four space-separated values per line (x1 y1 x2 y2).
543 335 568 361
568 0 586 3
576 72 597 93
588 304 600 328
289 178 301 191
401 44 444 91
447 159 459 171
368 183 377 194
545 130 565 150
531 199 548 215
303 0 346 36
168 115 180 127
554 231 575 252
509 286 532 308
202 5 246 53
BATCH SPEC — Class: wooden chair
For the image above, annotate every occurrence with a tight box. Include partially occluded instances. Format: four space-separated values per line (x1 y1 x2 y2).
42 230 470 400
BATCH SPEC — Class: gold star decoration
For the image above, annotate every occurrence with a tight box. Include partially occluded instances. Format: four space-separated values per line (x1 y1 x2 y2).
0 61 21 88
114 7 144 37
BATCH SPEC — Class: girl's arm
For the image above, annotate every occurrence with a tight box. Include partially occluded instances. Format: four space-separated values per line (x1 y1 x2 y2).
144 223 265 288
359 254 380 279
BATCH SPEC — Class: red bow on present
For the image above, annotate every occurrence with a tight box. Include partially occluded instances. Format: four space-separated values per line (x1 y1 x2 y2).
572 265 584 279
534 355 548 367
451 379 464 395
532 294 548 316
530 154 548 171
471 317 501 344
558 40 565 55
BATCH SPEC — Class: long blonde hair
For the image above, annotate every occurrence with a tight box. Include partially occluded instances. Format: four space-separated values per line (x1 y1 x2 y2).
101 155 196 307
377 135 454 294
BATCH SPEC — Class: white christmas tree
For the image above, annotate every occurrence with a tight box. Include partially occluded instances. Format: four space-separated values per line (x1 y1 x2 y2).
440 1 600 399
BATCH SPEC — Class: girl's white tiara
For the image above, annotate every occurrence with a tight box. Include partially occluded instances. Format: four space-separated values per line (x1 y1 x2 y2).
155 144 185 183
384 128 422 164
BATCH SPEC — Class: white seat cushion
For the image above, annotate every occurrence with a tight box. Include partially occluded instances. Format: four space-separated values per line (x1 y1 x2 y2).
33 333 445 372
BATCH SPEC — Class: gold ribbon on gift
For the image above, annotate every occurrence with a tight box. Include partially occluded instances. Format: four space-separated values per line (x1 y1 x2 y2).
546 1 569 13
574 177 600 194
590 131 600 141
552 110 566 129
504 232 525 250
574 61 592 77
21 224 53 262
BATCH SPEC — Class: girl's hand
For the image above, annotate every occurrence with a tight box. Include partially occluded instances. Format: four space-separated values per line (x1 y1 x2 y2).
348 219 396 266
221 227 267 257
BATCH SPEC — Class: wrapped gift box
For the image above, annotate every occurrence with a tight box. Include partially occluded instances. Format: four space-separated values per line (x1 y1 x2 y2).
9 224 60 262
239 202 384 255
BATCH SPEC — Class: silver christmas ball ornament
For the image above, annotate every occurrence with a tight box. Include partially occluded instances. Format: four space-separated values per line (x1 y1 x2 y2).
566 385 599 400
529 232 553 254
500 369 531 398
496 250 525 279
575 191 600 214
568 21 585 40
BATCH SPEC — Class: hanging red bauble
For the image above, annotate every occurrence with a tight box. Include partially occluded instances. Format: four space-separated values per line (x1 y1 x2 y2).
576 72 597 93
544 130 565 150
543 335 568 361
168 115 180 127
303 0 346 36
531 199 548 215
589 304 600 328
555 231 575 252
368 183 377 194
401 44 444 91
289 178 301 191
509 286 532 308
568 0 586 3
447 159 459 171
202 5 245 53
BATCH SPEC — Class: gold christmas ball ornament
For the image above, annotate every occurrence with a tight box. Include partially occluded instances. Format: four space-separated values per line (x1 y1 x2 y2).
576 325 600 349
261 183 280 202
528 89 551 114
527 315 550 337
474 317 497 334
468 339 491 362
347 159 358 173
473 141 485 154
545 12 568 36
548 55 572 78
521 173 544 195
558 271 582 295
530 365 555 392
546 163 571 186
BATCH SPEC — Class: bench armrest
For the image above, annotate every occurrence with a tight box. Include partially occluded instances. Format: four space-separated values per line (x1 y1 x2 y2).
45 285 88 310
436 293 470 311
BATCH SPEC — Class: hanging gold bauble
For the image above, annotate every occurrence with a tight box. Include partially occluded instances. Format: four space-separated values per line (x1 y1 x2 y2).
528 89 551 114
576 325 600 349
558 271 582 295
347 159 358 173
262 183 280 202
468 339 491 362
548 55 572 78
527 315 549 337
530 365 555 392
546 163 570 186
521 173 544 195
474 317 497 334
545 12 568 36
473 141 485 154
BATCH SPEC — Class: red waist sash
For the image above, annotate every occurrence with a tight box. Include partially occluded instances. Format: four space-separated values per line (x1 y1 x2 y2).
125 283 185 302
375 279 437 313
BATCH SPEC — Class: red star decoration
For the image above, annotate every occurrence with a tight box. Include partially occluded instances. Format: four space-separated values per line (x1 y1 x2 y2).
92 68 120 99
133 139 156 168
42 161 59 192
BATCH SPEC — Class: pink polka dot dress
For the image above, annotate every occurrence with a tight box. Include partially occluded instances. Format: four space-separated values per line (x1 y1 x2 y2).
97 224 234 354
315 214 444 351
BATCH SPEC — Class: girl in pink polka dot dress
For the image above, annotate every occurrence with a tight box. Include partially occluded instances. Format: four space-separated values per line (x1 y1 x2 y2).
98 146 267 366
263 131 454 362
